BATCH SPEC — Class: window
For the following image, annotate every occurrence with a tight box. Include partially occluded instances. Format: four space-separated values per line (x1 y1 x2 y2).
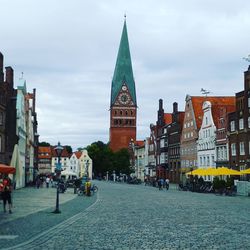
248 117 250 128
230 121 235 132
231 143 236 156
239 118 244 130
240 142 245 155
191 121 193 126
0 112 3 125
206 117 208 125
248 97 250 108
0 135 2 152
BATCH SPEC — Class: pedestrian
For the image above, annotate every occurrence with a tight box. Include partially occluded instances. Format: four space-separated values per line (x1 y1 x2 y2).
85 178 91 196
165 178 170 190
2 175 12 213
46 176 50 188
36 177 41 189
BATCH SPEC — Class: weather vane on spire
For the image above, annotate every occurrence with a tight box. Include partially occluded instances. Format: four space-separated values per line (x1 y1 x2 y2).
201 88 211 97
21 72 24 79
124 13 126 20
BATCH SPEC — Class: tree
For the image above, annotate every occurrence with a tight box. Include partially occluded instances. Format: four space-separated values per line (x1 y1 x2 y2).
86 141 132 178
64 145 73 155
39 141 50 146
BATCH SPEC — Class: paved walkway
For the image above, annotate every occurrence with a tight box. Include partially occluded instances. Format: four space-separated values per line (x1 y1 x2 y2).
1 182 250 249
0 186 76 224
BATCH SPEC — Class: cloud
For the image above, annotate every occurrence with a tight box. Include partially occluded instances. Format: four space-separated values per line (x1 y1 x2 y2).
1 0 250 150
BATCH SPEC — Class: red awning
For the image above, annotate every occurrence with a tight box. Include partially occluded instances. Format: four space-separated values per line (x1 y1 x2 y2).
0 164 16 174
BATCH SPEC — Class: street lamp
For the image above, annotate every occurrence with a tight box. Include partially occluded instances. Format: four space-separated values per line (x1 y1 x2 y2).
106 171 109 181
53 142 64 214
86 160 89 178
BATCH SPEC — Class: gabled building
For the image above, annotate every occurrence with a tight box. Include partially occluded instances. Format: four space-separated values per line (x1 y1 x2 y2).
155 99 172 179
79 149 93 179
0 53 18 164
228 66 250 171
16 78 27 188
51 146 70 174
215 106 235 168
38 146 52 174
68 151 81 177
133 140 145 181
109 18 137 152
180 95 235 174
167 102 185 183
197 97 235 181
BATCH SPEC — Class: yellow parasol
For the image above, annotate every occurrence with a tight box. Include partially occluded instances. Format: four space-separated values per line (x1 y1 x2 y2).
240 168 250 175
186 168 209 176
215 167 242 176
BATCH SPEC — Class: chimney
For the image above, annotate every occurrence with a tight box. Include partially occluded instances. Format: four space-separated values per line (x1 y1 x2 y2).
0 52 4 82
173 102 178 113
157 99 164 126
5 66 14 87
159 99 163 110
32 88 36 113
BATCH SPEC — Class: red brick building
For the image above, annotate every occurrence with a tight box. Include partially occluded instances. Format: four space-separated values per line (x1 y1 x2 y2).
109 19 137 152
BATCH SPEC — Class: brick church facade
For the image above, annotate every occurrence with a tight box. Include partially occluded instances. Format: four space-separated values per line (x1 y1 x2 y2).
109 18 137 152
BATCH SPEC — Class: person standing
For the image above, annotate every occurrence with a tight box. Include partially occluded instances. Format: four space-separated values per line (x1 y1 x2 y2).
46 176 50 188
165 178 170 190
2 175 12 213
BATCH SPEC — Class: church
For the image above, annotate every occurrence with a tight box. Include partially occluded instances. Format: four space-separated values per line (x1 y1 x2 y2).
109 17 137 152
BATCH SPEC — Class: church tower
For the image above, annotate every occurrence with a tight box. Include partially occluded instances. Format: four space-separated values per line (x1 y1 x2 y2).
109 18 137 152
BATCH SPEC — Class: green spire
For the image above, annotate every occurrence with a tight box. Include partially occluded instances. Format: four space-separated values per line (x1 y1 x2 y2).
110 19 137 106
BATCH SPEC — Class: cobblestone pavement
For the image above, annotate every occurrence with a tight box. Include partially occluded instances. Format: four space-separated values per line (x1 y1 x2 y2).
1 182 250 250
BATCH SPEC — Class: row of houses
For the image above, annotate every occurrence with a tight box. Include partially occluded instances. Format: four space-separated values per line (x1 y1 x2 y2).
132 66 250 183
0 52 39 188
38 147 93 180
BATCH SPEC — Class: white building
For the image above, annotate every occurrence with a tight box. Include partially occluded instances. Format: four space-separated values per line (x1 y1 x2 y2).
79 150 93 179
197 101 217 180
68 152 81 177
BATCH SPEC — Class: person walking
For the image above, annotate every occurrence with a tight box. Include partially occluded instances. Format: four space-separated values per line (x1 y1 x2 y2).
165 178 170 190
46 176 50 188
2 175 12 213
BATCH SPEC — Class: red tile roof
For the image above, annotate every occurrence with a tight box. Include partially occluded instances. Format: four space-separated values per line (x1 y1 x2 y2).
164 113 172 124
191 96 236 129
74 151 82 159
38 146 52 159
51 146 70 158
135 140 144 147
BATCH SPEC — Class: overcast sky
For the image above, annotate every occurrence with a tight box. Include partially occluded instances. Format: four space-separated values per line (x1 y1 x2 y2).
1 0 250 150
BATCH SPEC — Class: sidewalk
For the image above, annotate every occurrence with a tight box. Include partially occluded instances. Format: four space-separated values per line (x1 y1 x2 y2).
0 186 76 225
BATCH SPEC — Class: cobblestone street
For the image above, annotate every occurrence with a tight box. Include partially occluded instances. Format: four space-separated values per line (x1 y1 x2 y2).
1 182 250 250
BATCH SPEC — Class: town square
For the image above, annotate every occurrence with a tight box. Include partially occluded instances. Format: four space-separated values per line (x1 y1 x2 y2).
1 1 250 249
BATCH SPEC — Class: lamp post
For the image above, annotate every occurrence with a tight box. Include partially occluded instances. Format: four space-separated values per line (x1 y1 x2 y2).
86 160 89 178
53 142 64 214
113 170 116 182
106 171 109 181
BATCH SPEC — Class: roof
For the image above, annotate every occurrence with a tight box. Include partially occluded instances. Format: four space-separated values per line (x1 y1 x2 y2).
190 96 236 129
38 146 52 159
51 146 70 158
74 151 82 159
164 113 172 125
110 20 136 106
135 140 144 147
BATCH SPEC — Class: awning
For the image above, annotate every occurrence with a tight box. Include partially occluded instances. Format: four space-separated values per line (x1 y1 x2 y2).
0 164 16 174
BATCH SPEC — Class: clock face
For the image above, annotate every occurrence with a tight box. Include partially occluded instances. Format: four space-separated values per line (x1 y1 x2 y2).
118 93 130 104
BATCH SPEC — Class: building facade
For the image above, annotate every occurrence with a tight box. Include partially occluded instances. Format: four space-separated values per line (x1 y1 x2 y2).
228 66 250 171
167 102 184 183
109 18 137 152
